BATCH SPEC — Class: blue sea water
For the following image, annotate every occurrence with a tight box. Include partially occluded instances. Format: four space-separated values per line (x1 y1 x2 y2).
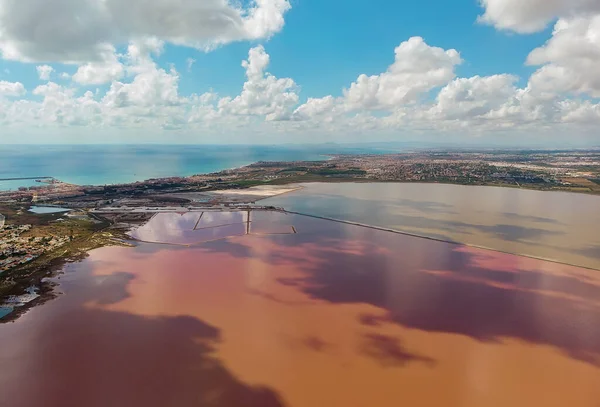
0 144 397 190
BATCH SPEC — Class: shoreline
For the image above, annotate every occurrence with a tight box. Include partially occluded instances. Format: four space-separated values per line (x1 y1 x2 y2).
266 178 600 197
1 150 599 320
0 214 132 322
3 195 599 322
2 150 599 196
4 202 599 324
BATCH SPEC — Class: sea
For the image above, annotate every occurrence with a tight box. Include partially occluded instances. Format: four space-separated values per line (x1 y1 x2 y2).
0 144 396 190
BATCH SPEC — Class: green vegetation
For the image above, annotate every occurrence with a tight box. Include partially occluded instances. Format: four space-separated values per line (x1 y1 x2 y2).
0 205 126 302
231 180 267 187
0 204 58 227
279 167 309 172
309 168 367 176
275 166 367 177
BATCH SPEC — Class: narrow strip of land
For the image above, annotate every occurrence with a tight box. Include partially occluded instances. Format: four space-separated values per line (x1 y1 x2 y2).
0 177 54 181
193 212 204 230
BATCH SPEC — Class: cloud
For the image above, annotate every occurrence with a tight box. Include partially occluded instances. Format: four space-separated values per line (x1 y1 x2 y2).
0 36 599 142
29 82 101 126
292 96 338 121
342 37 461 111
559 100 600 124
72 46 124 85
477 1 600 127
291 37 462 121
0 39 188 129
102 65 181 109
36 65 54 81
478 0 600 33
186 58 196 72
428 74 520 121
0 44 299 130
0 80 26 97
218 45 299 121
73 38 164 86
99 40 184 129
0 0 291 63
526 16 600 97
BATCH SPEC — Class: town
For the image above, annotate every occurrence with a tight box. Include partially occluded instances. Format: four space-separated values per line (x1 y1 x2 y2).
0 224 70 273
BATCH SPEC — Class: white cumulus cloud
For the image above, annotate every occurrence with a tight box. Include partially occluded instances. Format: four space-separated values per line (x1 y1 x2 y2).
0 29 599 143
478 0 600 33
292 37 462 121
36 65 54 81
0 0 291 63
292 96 338 121
428 74 520 121
218 45 299 121
0 80 26 97
527 16 600 97
73 45 124 85
342 37 462 111
559 100 600 124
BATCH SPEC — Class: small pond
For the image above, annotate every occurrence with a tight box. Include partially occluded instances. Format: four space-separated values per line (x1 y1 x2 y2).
29 206 71 214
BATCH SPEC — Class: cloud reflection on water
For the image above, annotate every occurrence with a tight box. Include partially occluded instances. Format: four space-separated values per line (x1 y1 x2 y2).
1 210 599 407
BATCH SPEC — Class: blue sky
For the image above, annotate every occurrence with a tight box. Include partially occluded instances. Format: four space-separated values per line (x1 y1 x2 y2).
1 0 551 97
237 0 550 93
0 0 599 146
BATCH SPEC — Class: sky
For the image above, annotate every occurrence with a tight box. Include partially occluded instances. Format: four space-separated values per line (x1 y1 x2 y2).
0 0 599 146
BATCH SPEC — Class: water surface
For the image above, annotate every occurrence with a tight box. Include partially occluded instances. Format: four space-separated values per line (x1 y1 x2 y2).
28 206 71 214
0 145 395 188
1 211 598 407
263 183 600 269
0 179 42 191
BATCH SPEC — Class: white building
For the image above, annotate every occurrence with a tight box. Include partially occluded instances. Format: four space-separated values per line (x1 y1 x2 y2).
0 214 4 229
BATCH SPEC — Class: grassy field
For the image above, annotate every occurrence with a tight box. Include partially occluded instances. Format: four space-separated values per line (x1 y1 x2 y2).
560 178 600 193
0 203 60 226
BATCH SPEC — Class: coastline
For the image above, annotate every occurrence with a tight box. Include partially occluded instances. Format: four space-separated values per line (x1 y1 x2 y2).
4 189 599 322
0 144 336 189
0 213 131 322
2 150 600 321
2 149 600 196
